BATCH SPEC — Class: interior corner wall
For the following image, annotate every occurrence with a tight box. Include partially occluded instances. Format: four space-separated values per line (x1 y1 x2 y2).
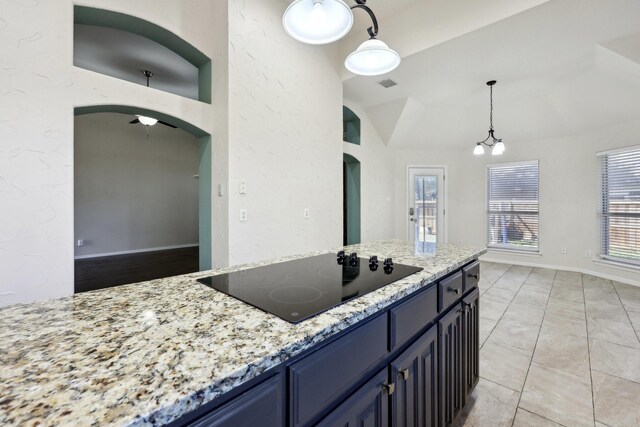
342 101 396 242
394 117 640 286
74 113 199 257
227 0 343 265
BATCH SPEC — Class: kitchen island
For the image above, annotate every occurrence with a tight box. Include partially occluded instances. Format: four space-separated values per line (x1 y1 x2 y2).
0 240 485 426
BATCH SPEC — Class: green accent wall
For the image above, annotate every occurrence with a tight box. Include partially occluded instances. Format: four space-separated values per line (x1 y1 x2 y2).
343 106 361 145
74 5 212 104
74 105 213 271
198 136 212 270
343 153 361 245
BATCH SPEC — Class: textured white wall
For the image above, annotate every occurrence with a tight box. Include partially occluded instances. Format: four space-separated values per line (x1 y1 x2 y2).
342 100 396 242
227 0 343 265
0 0 222 306
394 117 640 285
74 113 199 257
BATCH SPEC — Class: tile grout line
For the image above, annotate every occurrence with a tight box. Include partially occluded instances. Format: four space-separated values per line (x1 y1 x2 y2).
610 282 640 344
581 273 597 427
509 267 558 427
478 263 514 350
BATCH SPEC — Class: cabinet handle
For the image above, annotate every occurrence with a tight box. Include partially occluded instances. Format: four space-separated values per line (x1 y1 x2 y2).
382 382 395 395
399 369 410 380
448 287 460 295
469 274 479 280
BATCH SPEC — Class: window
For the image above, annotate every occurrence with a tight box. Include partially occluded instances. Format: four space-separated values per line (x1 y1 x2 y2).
487 161 539 251
599 146 640 266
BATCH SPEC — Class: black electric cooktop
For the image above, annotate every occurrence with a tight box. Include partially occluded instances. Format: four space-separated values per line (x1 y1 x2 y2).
197 252 423 323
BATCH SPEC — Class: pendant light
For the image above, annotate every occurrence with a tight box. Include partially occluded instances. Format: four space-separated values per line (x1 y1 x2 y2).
283 0 353 45
473 80 506 156
283 0 400 76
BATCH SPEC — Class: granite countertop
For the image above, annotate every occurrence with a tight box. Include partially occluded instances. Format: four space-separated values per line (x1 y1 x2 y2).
0 240 485 426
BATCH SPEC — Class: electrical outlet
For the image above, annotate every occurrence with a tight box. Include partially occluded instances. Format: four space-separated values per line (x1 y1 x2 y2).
77 239 84 247
585 250 592 258
561 247 567 254
239 209 247 222
303 208 310 219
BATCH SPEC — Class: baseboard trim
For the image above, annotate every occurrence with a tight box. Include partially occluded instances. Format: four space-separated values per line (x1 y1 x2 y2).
74 244 199 260
480 255 640 288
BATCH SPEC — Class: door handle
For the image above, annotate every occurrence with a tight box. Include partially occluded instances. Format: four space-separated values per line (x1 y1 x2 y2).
382 381 395 395
399 369 410 380
409 207 414 216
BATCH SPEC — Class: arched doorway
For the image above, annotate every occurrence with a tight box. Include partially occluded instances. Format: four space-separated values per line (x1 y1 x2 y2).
74 105 212 292
343 153 361 245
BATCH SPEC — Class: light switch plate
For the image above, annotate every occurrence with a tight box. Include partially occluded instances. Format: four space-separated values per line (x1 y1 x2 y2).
240 209 247 222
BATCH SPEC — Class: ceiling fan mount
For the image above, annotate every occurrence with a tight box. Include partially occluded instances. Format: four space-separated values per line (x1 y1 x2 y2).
128 69 177 129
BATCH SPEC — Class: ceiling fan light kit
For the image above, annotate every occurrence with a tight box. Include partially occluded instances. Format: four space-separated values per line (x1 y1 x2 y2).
473 80 506 156
283 0 400 76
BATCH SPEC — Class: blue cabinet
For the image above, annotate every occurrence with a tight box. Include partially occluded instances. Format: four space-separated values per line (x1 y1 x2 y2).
316 368 389 427
391 324 438 427
438 304 464 427
462 288 480 402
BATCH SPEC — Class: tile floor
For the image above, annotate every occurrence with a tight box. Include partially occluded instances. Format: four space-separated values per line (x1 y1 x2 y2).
455 262 640 427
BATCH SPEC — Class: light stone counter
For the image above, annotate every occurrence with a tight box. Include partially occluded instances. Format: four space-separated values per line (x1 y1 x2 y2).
0 240 485 426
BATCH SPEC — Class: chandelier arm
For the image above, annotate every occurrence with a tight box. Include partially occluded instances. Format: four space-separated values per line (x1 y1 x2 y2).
351 2 379 39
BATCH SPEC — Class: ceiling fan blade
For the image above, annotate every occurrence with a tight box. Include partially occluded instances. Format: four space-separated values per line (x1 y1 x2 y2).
158 120 177 129
129 118 140 124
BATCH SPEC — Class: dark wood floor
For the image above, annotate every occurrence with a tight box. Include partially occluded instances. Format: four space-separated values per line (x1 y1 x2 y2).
75 246 199 293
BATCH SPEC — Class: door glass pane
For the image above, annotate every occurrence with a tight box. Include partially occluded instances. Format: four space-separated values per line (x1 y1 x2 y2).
415 175 438 250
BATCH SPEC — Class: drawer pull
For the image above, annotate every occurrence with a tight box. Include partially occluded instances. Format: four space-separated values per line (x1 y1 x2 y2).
382 382 395 395
448 287 460 295
399 369 410 380
469 274 479 280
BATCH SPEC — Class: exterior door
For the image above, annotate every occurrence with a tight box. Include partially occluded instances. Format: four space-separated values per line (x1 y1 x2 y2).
408 168 445 249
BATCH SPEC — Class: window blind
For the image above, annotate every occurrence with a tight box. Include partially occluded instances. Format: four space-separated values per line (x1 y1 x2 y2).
487 161 539 251
600 147 640 265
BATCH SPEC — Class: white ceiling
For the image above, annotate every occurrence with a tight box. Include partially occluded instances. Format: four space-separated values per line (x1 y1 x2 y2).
73 25 199 100
342 0 640 149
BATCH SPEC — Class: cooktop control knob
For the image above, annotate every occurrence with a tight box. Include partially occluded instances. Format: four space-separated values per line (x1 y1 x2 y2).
369 256 379 271
337 250 346 264
349 252 358 266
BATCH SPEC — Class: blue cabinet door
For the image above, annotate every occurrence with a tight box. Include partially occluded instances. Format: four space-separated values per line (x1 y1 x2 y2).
316 368 389 427
462 288 480 402
390 324 438 427
438 304 463 427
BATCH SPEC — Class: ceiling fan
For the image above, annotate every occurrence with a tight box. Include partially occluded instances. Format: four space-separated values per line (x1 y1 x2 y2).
129 70 177 129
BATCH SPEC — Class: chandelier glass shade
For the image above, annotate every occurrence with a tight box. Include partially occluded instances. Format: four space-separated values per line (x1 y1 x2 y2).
282 0 353 45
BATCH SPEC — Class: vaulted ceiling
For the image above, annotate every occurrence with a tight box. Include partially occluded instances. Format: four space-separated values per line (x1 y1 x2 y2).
342 0 640 149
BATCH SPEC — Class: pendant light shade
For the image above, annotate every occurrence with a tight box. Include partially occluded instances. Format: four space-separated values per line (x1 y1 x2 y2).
283 0 353 45
474 143 485 156
345 39 401 76
137 115 158 126
491 143 504 156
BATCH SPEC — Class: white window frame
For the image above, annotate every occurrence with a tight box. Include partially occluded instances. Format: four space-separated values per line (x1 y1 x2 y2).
598 145 640 268
486 160 540 253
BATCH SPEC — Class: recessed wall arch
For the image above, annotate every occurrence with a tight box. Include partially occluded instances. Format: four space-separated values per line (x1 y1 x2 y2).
74 5 212 103
343 153 361 245
74 105 212 270
343 106 361 145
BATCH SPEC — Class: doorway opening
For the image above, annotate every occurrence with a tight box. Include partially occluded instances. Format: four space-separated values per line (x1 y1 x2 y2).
73 106 212 292
343 153 361 245
408 167 446 252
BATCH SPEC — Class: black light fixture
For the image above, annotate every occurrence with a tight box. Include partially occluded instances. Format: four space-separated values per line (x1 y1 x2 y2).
283 0 400 76
473 80 506 156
